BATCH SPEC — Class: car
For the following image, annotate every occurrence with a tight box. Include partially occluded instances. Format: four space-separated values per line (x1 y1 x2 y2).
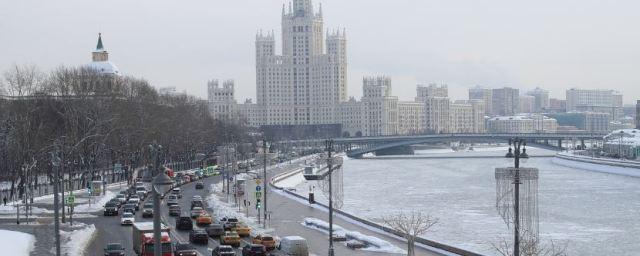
174 242 198 256
109 198 122 208
220 217 239 231
142 202 154 218
120 212 135 225
206 224 225 238
242 244 267 256
191 200 204 210
212 245 236 256
122 203 136 214
277 236 309 256
191 207 205 218
103 242 125 256
191 195 202 201
251 234 276 250
103 202 118 216
166 194 179 206
233 224 251 237
176 216 193 231
189 229 209 244
197 213 213 226
115 194 127 204
135 186 147 196
169 205 181 216
220 231 241 247
128 196 141 210
195 181 204 189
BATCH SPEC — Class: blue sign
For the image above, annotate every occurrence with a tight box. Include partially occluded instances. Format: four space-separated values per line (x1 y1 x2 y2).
256 186 262 192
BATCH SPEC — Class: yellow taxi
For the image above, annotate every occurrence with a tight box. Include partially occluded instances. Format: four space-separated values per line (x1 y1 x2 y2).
251 234 276 250
220 231 241 247
232 224 251 237
196 213 212 226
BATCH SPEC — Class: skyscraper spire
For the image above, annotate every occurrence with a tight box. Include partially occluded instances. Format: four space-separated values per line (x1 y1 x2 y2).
318 3 322 17
96 33 104 51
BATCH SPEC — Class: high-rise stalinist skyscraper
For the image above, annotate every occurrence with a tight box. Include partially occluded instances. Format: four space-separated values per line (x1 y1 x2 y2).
255 0 347 125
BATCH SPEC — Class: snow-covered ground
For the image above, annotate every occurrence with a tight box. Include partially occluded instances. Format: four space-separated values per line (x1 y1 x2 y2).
302 217 405 254
0 229 36 256
284 147 640 256
206 182 274 236
59 223 96 256
73 190 116 213
553 154 640 177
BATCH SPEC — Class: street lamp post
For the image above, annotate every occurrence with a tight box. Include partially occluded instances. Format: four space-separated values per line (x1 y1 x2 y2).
51 144 62 256
619 130 624 159
505 138 528 256
326 139 335 256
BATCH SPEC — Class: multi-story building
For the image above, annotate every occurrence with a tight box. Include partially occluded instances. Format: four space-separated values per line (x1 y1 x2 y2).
566 88 623 120
548 98 567 113
338 97 365 137
255 0 347 126
468 86 492 115
603 129 640 159
527 87 550 112
416 83 448 101
519 95 535 114
361 76 398 136
208 80 238 120
636 100 639 129
492 87 519 116
548 112 610 133
398 101 424 135
450 102 475 133
487 115 558 133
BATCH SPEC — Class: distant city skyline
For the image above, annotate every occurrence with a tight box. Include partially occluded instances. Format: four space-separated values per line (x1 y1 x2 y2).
1 0 639 104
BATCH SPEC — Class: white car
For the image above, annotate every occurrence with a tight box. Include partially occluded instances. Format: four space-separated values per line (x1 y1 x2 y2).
120 212 135 225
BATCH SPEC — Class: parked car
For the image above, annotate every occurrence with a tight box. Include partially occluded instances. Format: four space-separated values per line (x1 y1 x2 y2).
166 194 179 206
206 224 225 238
195 181 204 189
142 202 154 218
191 207 205 218
189 229 209 244
212 245 236 256
169 205 181 216
251 234 276 250
278 236 309 256
103 202 118 216
120 212 135 225
103 243 125 256
176 215 193 231
220 231 241 247
197 213 213 226
233 224 251 237
174 242 198 256
241 244 267 256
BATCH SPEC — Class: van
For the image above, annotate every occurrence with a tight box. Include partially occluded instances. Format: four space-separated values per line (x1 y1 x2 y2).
278 236 309 256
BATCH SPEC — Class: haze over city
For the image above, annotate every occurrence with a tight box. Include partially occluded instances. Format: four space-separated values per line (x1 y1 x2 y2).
2 0 639 103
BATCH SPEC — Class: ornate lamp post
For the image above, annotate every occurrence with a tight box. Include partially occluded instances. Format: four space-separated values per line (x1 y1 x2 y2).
149 143 173 256
505 138 529 256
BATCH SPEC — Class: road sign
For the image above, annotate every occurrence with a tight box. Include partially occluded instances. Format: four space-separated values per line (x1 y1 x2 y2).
255 192 262 198
255 179 262 185
255 185 262 192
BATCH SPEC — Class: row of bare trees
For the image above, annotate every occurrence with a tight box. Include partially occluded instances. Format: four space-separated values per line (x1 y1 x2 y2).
0 64 247 201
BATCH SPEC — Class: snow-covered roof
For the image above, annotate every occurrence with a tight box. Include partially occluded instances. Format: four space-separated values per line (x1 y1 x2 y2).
604 129 640 146
86 61 121 76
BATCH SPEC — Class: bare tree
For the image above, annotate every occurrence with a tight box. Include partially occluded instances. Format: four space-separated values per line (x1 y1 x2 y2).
383 211 439 256
493 233 569 256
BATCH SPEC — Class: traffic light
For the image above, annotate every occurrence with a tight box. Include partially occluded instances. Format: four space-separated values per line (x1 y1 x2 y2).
256 198 261 209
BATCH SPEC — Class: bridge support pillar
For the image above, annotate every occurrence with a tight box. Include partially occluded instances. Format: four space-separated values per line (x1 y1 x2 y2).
581 139 586 150
558 139 562 149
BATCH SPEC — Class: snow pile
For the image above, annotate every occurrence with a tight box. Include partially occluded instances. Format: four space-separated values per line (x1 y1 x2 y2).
59 223 96 256
206 183 274 236
273 171 305 189
302 217 405 254
73 190 116 213
0 229 36 255
0 204 52 215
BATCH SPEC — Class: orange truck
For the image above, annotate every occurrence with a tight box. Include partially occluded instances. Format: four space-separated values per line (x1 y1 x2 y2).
132 222 173 256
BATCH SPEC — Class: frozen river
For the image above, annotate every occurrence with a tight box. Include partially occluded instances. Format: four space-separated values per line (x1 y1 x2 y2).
290 147 640 255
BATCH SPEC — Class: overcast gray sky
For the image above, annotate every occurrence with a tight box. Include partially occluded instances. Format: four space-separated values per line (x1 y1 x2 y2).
1 0 639 103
